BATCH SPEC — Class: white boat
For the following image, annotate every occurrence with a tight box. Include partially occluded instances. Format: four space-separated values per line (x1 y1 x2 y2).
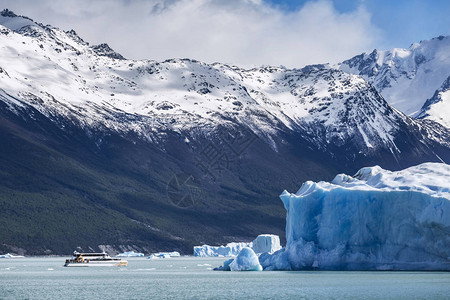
64 251 127 267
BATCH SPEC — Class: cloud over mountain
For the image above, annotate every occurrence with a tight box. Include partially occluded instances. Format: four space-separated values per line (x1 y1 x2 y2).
3 0 379 67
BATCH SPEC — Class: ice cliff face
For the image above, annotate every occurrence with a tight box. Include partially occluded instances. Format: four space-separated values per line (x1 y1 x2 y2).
260 163 450 270
252 234 281 254
194 242 251 257
194 234 281 257
340 35 450 128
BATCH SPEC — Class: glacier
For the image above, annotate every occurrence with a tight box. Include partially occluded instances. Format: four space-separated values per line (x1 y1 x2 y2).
260 163 450 271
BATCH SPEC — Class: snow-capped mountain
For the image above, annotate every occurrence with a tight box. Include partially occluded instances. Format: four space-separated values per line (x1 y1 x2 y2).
0 9 449 255
0 9 448 158
417 75 450 128
340 36 450 128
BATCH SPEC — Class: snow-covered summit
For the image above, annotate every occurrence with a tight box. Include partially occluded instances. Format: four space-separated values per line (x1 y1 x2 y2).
340 36 450 121
0 11 390 148
0 9 448 160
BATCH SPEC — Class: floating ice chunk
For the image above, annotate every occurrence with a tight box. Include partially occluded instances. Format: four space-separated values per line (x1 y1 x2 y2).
0 253 24 258
117 251 144 257
252 234 281 254
220 258 234 271
161 251 180 257
228 248 263 271
194 242 251 257
147 251 180 259
261 163 450 271
147 254 168 259
195 234 281 257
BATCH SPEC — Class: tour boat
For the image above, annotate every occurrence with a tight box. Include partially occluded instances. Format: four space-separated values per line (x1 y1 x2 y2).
64 251 127 267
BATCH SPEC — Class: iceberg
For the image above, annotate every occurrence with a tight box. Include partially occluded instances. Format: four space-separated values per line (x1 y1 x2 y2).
194 235 281 257
260 163 450 271
147 251 180 259
252 234 282 254
0 253 24 258
221 258 235 271
194 242 251 257
226 248 263 271
117 251 144 257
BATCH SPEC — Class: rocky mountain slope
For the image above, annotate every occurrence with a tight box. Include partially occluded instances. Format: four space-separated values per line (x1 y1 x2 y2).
417 75 450 128
0 9 449 255
340 35 450 128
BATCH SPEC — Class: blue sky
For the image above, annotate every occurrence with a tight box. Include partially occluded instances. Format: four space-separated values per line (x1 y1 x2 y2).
265 0 450 49
3 0 450 67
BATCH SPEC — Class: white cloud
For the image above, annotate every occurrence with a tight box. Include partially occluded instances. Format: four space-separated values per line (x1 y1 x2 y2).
3 0 380 67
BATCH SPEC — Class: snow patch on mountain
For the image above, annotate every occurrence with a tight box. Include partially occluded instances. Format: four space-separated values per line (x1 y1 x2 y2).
0 9 448 158
417 75 450 128
340 36 450 124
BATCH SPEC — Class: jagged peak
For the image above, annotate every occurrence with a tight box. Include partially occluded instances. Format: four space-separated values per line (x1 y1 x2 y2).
65 29 89 46
0 8 38 32
0 8 34 22
418 35 449 44
90 43 125 60
343 35 449 68
1 8 17 18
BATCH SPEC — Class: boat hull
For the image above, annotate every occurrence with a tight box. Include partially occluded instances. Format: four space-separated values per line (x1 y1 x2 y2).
64 260 128 267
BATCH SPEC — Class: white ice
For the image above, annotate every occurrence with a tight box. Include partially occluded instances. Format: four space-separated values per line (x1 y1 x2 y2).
0 253 24 258
147 251 180 259
252 234 282 254
228 248 263 271
260 163 450 271
194 242 251 257
117 251 144 257
195 235 281 257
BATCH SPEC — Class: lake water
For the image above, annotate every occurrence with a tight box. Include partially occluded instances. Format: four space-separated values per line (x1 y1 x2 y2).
0 257 449 299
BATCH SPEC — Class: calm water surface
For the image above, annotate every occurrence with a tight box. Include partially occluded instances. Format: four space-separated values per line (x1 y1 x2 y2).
0 257 449 299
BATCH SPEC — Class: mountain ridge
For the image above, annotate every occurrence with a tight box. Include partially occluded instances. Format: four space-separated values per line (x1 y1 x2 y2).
0 11 448 156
